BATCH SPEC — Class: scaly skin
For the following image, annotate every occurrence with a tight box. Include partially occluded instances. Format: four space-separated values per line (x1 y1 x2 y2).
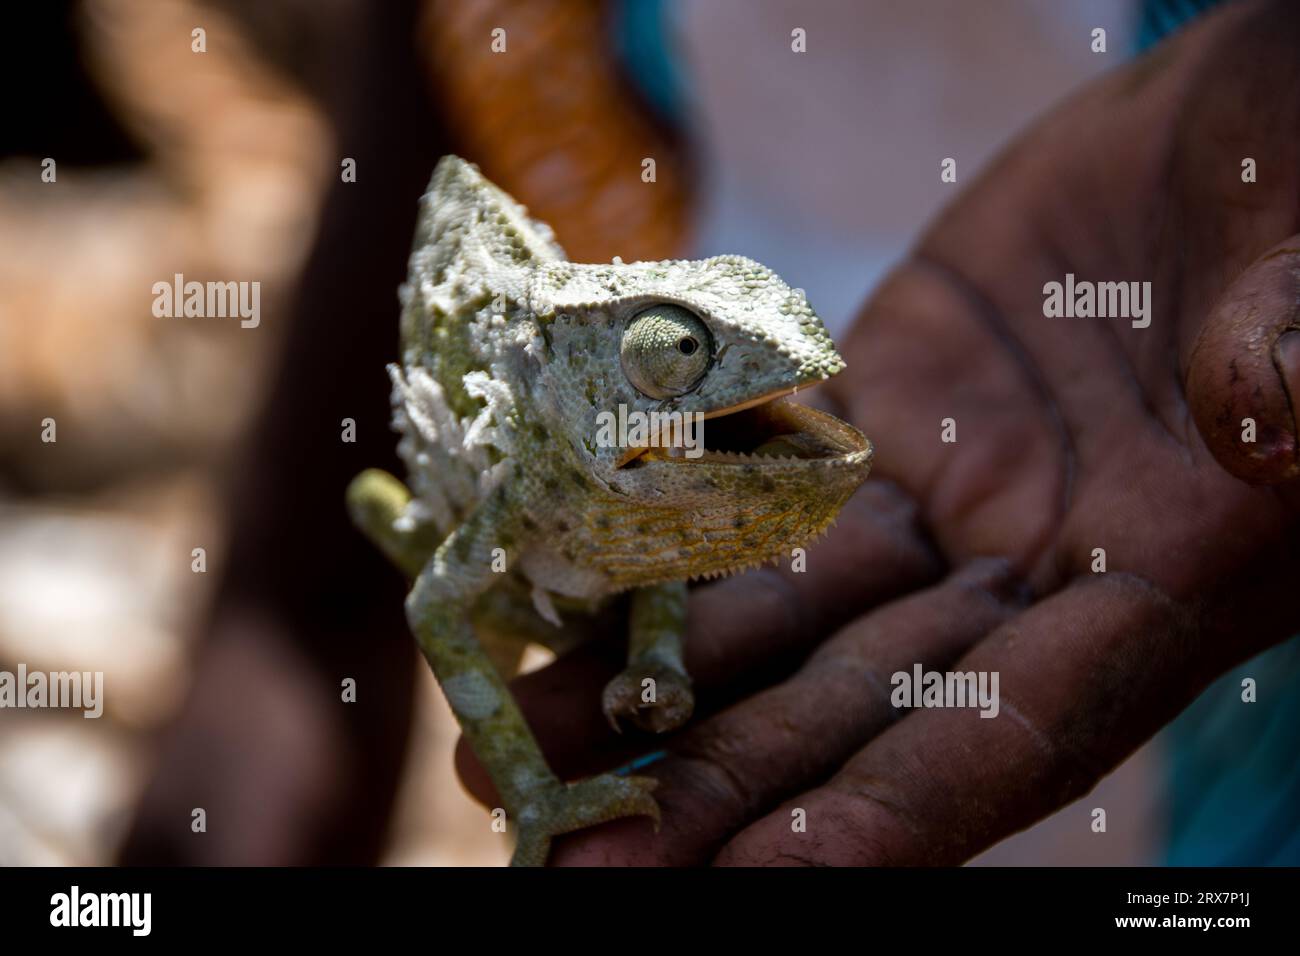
348 156 872 864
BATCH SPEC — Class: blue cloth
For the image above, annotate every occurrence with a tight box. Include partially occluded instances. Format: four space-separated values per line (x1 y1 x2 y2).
1137 0 1234 51
1166 639 1300 865
610 0 685 124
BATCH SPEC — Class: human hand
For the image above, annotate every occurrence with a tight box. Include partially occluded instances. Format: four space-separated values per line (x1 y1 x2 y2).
458 0 1300 864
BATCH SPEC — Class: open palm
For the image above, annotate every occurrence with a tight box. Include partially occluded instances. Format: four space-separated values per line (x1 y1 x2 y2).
457 0 1300 865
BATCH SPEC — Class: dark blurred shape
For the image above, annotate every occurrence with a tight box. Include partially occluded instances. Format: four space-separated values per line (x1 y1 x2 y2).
0 1 145 165
0 0 333 496
120 0 441 863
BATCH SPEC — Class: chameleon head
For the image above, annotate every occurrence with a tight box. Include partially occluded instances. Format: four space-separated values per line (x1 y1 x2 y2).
533 254 873 584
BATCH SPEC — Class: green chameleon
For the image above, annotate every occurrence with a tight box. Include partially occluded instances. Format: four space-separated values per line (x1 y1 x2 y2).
347 156 872 865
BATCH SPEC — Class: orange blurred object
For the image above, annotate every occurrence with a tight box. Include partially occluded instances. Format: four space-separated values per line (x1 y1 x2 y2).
423 0 690 264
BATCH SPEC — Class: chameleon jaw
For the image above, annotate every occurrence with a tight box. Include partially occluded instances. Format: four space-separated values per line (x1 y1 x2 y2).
619 391 870 468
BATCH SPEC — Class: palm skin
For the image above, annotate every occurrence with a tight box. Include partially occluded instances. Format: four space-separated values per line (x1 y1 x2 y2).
456 0 1300 865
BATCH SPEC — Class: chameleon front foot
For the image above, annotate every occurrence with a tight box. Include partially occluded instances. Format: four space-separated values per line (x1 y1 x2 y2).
510 772 660 866
601 665 695 734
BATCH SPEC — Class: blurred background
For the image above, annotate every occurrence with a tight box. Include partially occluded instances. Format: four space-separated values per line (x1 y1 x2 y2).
2 0 1294 866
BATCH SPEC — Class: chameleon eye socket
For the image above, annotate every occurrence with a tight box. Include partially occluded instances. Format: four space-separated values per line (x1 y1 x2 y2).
621 305 713 399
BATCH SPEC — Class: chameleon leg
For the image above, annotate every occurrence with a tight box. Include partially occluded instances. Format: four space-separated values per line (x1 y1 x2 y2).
345 468 436 578
349 471 528 675
403 490 659 866
601 581 695 733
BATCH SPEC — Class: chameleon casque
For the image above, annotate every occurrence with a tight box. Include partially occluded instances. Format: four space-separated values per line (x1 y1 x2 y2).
347 156 873 865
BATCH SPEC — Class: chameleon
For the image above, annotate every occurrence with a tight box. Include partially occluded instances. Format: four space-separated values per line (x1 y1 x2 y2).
347 156 873 865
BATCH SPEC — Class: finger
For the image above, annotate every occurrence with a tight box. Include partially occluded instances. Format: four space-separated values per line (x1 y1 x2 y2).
1187 236 1300 483
548 558 1025 865
712 572 1204 866
1177 4 1300 481
455 479 944 806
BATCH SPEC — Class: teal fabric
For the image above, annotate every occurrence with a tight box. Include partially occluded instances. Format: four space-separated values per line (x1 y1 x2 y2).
1165 639 1300 865
610 0 685 123
1137 0 1235 51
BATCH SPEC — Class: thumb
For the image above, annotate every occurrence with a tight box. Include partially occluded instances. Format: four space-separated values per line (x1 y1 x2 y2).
1187 236 1300 484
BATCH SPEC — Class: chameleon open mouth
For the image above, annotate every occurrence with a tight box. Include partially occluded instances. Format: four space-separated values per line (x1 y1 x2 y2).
622 391 870 467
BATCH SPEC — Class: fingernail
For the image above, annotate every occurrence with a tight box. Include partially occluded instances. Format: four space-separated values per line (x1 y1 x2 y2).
1190 241 1300 483
1275 328 1300 393
1275 330 1300 467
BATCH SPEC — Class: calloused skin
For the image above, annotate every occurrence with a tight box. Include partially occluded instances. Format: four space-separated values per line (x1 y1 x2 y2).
456 0 1300 865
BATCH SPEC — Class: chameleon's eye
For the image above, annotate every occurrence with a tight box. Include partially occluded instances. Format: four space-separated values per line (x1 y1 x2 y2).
620 305 713 399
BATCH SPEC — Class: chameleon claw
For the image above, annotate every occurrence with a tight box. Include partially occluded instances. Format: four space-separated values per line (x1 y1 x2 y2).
509 773 660 866
601 665 695 734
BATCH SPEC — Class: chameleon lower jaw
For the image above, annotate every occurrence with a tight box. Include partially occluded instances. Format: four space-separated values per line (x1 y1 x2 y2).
628 397 871 467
